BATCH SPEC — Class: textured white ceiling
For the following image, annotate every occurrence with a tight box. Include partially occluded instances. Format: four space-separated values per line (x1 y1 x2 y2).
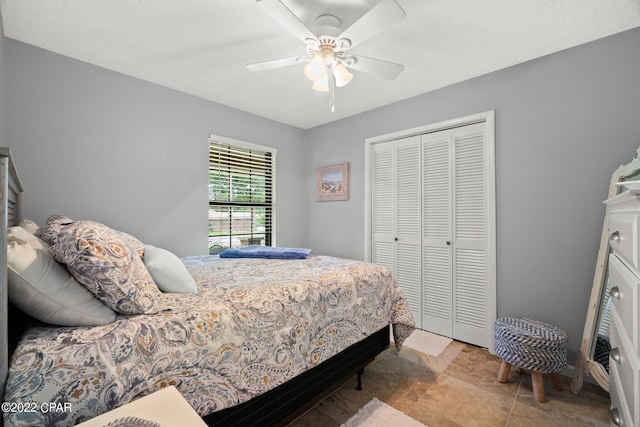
1 0 639 129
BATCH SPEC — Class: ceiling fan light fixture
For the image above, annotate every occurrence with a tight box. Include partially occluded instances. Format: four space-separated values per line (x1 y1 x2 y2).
320 47 336 67
304 53 325 82
312 74 329 92
333 62 353 88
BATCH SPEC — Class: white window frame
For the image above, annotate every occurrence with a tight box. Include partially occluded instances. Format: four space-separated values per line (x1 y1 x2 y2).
209 134 277 249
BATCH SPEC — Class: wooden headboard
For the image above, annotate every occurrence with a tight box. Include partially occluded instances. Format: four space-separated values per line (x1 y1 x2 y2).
0 147 23 401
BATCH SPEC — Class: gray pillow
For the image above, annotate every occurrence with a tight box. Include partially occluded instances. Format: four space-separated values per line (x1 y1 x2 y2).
143 244 198 294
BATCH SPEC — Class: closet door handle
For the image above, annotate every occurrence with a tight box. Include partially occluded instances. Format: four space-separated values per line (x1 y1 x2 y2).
610 231 621 242
394 237 398 241
610 347 621 363
446 241 451 246
610 286 620 299
610 407 621 426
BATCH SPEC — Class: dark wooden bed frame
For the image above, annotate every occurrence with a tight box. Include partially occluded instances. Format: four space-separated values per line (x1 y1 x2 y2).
0 147 390 426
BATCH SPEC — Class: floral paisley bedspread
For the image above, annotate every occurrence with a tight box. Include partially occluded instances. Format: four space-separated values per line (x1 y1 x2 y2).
3 255 415 426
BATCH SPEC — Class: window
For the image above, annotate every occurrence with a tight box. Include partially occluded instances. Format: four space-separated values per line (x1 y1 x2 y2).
208 136 275 255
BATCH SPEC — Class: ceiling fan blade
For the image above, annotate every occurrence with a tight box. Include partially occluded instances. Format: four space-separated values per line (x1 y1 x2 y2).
247 56 307 72
256 0 318 43
337 0 406 48
346 55 405 80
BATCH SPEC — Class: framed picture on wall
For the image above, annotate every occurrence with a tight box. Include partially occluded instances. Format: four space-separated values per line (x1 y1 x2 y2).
316 162 349 201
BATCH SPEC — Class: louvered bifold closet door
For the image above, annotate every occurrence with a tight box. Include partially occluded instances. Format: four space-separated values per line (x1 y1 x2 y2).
422 130 453 337
371 142 395 274
452 122 490 347
369 116 494 348
395 136 422 327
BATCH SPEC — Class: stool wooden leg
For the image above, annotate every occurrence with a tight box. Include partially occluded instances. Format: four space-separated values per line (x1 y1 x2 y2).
550 373 564 391
532 371 545 402
497 360 511 383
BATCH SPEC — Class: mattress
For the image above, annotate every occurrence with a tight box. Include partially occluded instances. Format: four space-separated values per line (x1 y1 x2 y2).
3 255 415 426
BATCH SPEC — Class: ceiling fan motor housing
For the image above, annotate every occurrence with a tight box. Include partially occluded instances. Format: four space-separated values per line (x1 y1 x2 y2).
306 15 351 57
313 14 341 37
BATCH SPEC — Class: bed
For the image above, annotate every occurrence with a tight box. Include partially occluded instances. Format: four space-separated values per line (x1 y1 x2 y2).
0 148 416 426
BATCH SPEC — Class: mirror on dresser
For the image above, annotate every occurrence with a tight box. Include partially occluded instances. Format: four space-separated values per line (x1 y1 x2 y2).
570 146 640 395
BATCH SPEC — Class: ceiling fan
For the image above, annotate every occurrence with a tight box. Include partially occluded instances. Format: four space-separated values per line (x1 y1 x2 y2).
247 0 406 111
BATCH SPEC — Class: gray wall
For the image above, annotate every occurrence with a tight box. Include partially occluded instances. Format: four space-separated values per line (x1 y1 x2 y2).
4 26 640 363
4 40 307 257
305 26 640 361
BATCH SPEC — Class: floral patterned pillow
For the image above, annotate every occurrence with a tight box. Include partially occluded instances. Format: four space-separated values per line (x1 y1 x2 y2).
115 229 145 260
49 220 162 315
40 214 75 245
42 214 146 259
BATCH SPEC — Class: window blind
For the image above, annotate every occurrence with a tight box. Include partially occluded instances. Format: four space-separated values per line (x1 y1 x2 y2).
208 139 274 254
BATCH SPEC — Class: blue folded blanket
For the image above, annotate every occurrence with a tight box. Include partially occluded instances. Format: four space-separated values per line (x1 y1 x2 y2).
219 245 312 259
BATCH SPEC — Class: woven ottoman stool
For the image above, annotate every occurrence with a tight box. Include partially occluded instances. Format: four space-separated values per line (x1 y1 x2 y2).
494 317 568 402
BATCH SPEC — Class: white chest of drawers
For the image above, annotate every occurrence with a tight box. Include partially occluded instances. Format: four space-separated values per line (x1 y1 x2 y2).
606 190 640 427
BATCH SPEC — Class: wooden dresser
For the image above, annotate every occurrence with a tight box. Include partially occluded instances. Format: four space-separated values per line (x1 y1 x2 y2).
606 189 640 427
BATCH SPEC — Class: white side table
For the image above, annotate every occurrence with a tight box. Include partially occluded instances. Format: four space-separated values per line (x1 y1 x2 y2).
77 386 207 427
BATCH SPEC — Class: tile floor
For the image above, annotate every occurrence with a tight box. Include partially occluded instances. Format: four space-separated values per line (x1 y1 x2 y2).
288 340 611 427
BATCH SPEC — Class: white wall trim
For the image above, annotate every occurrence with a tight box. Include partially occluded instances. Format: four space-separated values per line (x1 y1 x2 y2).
209 133 278 247
366 111 494 145
209 133 278 155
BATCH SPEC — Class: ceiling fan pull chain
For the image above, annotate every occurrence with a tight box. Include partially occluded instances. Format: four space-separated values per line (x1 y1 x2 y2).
330 68 335 112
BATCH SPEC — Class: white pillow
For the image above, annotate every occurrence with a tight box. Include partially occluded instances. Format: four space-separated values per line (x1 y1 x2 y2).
7 237 117 326
8 226 48 251
20 218 42 237
143 244 198 294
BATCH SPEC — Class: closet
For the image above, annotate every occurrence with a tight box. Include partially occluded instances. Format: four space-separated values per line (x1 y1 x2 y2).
365 112 496 349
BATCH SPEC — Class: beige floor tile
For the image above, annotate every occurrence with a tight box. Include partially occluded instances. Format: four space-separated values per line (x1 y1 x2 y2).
410 373 513 427
287 339 611 427
364 349 438 400
443 344 523 399
516 373 610 426
311 389 364 425
507 400 608 427
407 407 465 427
290 407 340 427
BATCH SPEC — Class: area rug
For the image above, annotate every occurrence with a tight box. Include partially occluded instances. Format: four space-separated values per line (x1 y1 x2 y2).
402 328 452 357
341 398 426 427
